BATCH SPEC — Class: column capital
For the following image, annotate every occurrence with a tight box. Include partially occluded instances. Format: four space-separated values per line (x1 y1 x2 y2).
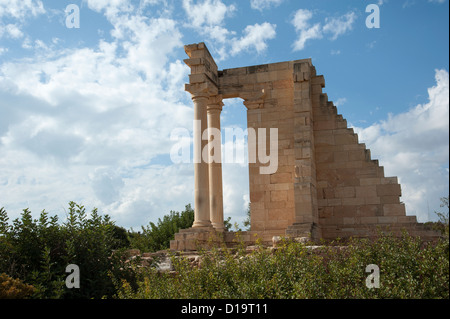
243 99 264 110
207 95 224 111
186 82 218 99
192 94 210 103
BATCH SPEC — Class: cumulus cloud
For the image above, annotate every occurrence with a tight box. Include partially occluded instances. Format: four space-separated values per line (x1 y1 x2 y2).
322 12 357 40
0 0 45 19
0 0 45 40
0 0 260 229
0 0 262 228
182 0 275 59
0 4 196 228
354 69 449 221
250 0 284 11
182 0 235 28
292 9 357 51
231 22 277 56
0 24 24 38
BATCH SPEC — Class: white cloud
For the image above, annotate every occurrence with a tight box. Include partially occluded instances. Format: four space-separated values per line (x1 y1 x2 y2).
231 22 277 56
3 24 24 38
334 97 347 107
0 0 45 41
293 24 322 51
292 9 357 51
322 12 357 40
0 0 45 19
181 0 275 59
0 4 197 228
292 9 313 31
182 0 235 28
291 9 322 51
85 0 134 19
354 69 449 222
250 0 283 11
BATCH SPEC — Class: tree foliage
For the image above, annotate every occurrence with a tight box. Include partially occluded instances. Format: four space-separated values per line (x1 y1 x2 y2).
0 202 129 299
115 232 449 299
128 204 194 252
0 199 448 299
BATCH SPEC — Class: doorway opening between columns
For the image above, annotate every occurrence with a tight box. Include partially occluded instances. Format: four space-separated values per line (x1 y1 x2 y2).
220 98 250 231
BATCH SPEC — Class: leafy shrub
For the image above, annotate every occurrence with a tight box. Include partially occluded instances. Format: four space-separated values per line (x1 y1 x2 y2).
128 204 194 252
0 273 35 299
0 202 131 299
113 232 449 299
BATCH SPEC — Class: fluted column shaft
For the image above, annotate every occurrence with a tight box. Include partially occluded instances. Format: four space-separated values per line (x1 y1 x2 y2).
192 94 212 228
207 97 224 231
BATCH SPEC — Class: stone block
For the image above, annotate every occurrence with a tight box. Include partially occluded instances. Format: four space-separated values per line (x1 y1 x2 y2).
267 201 287 209
360 177 382 186
348 150 366 161
319 206 334 218
316 151 333 163
365 197 381 205
327 198 343 206
381 177 398 184
250 191 264 202
360 217 378 224
271 172 293 184
342 197 365 206
334 133 358 145
314 120 336 130
355 185 377 198
268 208 291 220
380 196 400 204
271 190 288 202
343 217 356 225
383 203 406 216
377 184 402 197
323 187 335 199
356 205 380 217
334 187 355 198
378 216 398 224
314 134 335 146
398 216 417 224
334 151 349 162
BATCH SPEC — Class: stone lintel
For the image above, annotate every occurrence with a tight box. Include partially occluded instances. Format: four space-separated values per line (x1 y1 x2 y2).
185 81 218 97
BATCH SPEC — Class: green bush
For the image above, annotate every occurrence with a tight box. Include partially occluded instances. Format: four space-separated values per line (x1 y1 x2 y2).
0 202 131 299
113 232 449 299
128 204 194 252
1 201 448 299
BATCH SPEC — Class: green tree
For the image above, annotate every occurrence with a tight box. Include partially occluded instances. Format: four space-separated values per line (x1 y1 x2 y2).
0 202 131 299
129 204 194 252
436 196 449 236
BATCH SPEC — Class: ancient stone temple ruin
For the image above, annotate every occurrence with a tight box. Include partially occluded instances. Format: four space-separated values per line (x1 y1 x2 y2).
170 42 439 251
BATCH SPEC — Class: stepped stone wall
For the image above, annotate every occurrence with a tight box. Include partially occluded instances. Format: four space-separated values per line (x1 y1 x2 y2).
170 43 440 251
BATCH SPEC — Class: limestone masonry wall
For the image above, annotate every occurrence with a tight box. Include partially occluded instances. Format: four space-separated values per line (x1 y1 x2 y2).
310 72 428 239
170 43 440 251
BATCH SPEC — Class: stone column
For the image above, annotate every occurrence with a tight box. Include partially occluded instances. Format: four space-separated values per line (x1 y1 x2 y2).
207 96 224 231
192 94 212 228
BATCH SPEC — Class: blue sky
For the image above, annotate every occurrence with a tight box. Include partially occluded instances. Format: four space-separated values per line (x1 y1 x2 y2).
0 0 448 229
